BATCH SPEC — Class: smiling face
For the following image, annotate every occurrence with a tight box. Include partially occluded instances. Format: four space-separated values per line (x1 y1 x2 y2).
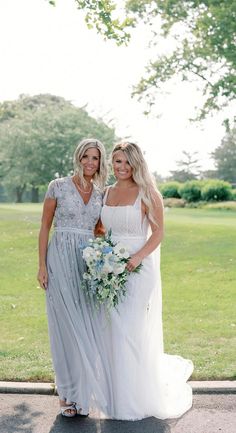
80 147 100 179
112 150 133 181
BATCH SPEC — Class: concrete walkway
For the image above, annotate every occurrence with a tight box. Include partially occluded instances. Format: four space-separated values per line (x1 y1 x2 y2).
1 393 236 433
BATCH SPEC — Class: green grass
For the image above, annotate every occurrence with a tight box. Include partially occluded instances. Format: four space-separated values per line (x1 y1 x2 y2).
0 204 235 381
162 208 236 380
0 204 52 381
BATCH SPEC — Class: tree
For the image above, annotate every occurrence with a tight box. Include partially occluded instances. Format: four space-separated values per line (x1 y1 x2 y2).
211 124 236 184
48 1 236 121
169 150 201 182
0 94 116 202
200 169 218 180
152 170 165 184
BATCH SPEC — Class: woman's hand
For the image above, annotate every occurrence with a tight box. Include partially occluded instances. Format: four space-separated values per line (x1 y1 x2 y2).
37 264 48 290
126 254 142 272
94 218 106 237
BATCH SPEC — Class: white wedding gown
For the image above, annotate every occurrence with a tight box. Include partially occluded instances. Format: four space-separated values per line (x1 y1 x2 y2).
98 189 194 420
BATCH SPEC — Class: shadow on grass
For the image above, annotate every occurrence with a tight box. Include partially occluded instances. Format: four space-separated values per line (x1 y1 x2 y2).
0 402 43 433
49 414 174 433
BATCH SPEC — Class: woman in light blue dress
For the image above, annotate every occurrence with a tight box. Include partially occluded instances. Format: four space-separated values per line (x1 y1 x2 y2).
37 138 108 417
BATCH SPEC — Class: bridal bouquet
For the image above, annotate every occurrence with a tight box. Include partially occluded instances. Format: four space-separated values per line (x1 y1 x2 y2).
82 230 141 310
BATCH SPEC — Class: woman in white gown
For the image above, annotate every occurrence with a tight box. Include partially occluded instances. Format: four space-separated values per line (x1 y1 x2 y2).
100 141 194 420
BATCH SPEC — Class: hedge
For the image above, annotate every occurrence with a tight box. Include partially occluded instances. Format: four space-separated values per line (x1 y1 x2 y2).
159 182 181 198
158 179 234 203
201 180 233 201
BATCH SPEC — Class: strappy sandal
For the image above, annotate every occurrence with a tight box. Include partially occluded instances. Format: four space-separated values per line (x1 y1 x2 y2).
60 403 77 417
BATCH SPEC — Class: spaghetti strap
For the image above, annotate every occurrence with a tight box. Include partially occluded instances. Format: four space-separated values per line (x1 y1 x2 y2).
133 190 141 208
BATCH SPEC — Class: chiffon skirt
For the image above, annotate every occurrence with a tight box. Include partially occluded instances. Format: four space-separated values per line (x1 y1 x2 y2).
96 236 193 420
46 228 110 414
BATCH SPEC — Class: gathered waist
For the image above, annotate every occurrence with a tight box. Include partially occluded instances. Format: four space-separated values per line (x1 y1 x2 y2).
54 227 93 236
111 234 146 241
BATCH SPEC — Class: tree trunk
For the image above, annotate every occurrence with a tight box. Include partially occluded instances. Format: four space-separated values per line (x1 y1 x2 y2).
16 185 26 203
31 186 39 203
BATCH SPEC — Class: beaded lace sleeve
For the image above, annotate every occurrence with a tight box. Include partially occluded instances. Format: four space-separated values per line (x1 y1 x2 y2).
45 180 57 200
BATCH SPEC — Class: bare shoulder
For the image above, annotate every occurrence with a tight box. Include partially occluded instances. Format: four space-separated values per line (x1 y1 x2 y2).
104 184 116 194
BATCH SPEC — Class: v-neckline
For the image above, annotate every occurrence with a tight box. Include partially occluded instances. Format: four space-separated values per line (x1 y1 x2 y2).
70 176 94 206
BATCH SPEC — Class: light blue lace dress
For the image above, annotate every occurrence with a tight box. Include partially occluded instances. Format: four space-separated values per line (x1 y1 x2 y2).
45 176 107 413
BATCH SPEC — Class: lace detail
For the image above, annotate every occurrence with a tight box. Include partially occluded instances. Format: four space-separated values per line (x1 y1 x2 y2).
101 191 148 238
45 177 102 230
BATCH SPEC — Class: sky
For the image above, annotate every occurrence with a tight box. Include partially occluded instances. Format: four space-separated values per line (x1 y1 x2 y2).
0 0 230 176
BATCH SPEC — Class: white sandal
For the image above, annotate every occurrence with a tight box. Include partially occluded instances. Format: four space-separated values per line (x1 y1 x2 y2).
60 403 77 417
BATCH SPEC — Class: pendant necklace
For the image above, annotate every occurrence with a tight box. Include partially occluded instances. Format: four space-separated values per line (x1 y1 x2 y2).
74 177 92 194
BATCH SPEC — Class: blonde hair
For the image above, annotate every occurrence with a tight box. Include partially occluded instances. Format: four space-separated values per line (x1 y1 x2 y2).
112 142 161 224
73 138 107 189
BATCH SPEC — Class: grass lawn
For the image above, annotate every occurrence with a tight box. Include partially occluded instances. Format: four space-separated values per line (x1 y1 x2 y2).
0 203 235 382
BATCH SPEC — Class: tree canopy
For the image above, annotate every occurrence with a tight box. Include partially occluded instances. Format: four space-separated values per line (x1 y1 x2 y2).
211 123 236 184
0 94 116 202
48 1 236 121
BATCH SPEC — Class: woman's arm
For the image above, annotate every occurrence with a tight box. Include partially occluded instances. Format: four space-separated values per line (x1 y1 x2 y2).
126 191 164 272
37 198 56 289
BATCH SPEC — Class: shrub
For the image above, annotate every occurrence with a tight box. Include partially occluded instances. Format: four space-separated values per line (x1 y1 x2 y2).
203 201 236 210
159 182 181 198
231 189 236 201
163 198 186 208
201 180 233 202
185 201 205 208
179 180 202 202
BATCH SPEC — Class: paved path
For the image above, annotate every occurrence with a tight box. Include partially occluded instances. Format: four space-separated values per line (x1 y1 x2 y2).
1 393 235 433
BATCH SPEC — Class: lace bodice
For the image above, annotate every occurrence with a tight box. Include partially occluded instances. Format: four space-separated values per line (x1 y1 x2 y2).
101 189 149 238
45 176 102 230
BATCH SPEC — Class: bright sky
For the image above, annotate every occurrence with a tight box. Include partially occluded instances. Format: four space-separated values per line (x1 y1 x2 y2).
0 0 230 176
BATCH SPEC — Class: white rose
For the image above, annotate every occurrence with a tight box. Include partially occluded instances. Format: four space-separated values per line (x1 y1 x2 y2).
102 264 113 274
113 263 126 275
82 247 95 260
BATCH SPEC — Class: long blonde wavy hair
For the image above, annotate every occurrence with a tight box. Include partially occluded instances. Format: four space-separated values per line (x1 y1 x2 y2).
112 141 161 225
73 138 108 189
